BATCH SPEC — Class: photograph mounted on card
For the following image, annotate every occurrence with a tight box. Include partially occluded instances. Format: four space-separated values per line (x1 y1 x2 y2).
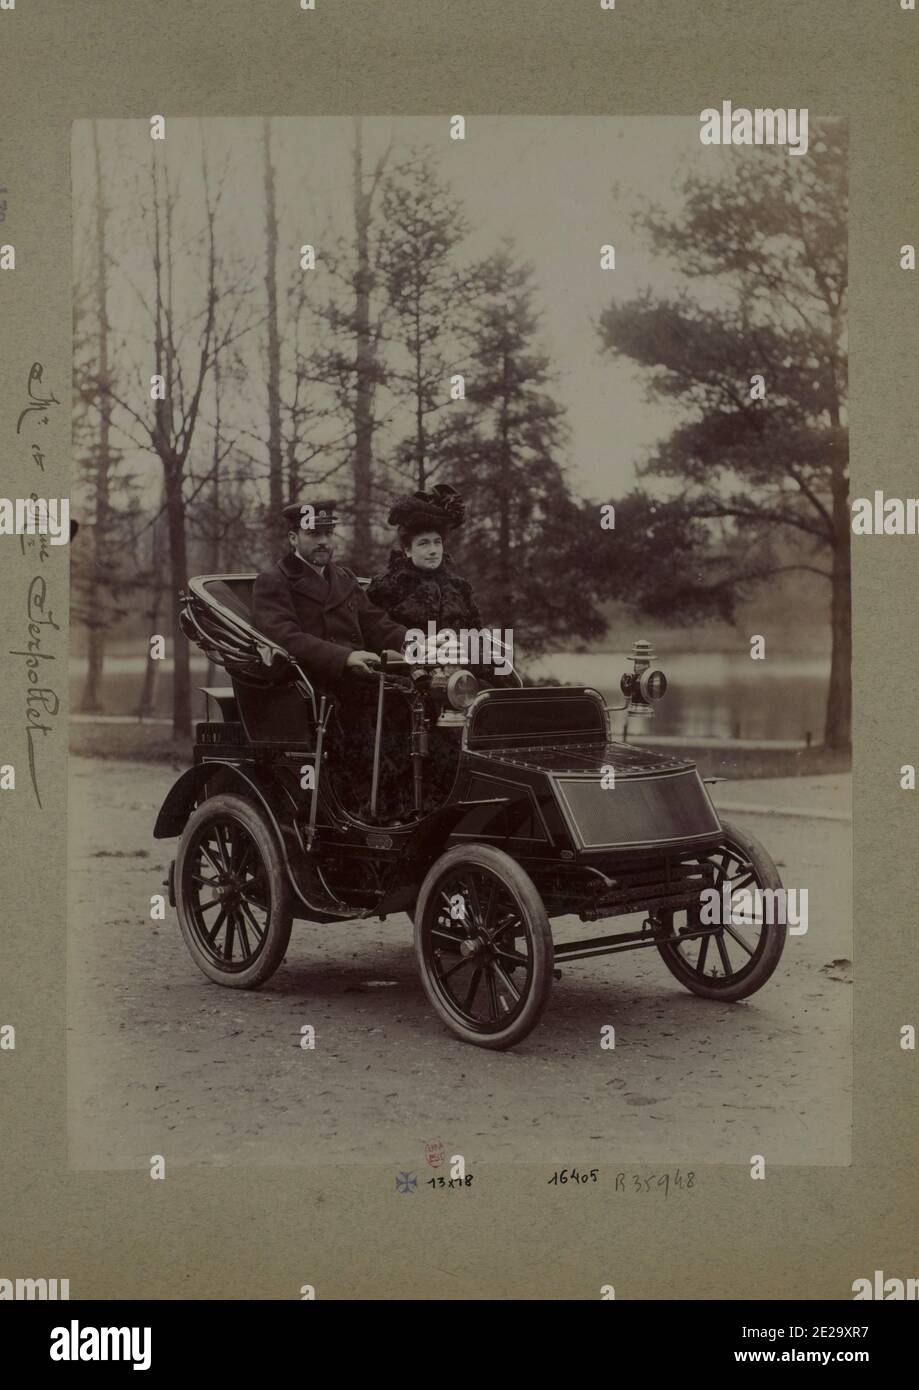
66 115 851 1171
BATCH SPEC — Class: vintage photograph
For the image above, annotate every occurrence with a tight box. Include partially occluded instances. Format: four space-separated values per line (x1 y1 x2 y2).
68 115 851 1168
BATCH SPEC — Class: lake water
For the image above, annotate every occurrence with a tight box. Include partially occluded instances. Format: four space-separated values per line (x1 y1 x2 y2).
529 651 830 743
70 649 831 743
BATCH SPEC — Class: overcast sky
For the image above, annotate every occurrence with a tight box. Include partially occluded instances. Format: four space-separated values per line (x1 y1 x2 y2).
74 116 735 507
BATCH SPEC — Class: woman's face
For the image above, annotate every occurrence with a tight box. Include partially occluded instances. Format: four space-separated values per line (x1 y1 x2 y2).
406 530 444 571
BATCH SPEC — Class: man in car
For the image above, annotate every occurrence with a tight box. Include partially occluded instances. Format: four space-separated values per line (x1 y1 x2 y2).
252 499 411 820
252 499 407 693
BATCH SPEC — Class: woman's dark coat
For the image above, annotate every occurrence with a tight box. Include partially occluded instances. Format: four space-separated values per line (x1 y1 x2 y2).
366 551 483 633
352 552 487 821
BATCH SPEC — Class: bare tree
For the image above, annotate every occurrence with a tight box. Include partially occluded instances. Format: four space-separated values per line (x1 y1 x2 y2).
263 119 284 528
276 271 354 506
75 122 120 712
104 136 252 737
135 494 167 718
349 118 392 553
351 119 376 552
294 120 394 558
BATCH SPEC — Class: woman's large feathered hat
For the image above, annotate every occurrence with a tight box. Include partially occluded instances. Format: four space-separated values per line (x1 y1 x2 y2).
387 483 466 537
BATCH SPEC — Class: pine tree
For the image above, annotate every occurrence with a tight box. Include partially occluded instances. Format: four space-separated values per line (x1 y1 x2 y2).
377 151 471 491
442 243 606 654
597 121 850 748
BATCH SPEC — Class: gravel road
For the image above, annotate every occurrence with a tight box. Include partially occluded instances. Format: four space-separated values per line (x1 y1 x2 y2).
67 757 852 1170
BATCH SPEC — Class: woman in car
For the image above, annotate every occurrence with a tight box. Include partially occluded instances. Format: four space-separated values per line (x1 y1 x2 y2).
367 484 509 812
366 483 483 636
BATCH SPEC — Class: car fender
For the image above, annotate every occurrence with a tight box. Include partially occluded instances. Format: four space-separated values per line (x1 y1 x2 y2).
372 796 515 917
154 760 353 922
153 760 293 843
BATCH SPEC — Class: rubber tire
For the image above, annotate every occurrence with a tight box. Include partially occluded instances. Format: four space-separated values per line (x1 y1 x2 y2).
175 792 293 989
414 843 554 1049
657 819 787 1002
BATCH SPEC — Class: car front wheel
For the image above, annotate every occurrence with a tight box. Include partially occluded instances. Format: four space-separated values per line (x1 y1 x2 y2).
414 844 554 1049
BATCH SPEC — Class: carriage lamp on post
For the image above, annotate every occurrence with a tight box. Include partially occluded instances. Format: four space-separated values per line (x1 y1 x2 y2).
619 640 668 717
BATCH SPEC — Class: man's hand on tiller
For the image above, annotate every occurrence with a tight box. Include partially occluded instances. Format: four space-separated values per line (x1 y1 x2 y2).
345 649 382 680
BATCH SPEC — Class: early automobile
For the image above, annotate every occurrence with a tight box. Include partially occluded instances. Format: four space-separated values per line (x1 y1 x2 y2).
154 573 787 1049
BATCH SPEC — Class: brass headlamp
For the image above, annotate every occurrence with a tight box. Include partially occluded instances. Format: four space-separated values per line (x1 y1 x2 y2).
426 667 480 711
619 640 668 717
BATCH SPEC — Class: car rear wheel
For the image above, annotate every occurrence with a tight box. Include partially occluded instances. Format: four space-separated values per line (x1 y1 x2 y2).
414 844 554 1049
175 793 293 989
655 819 787 1001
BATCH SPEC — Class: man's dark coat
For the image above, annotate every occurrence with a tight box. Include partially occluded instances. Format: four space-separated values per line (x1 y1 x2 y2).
252 551 407 691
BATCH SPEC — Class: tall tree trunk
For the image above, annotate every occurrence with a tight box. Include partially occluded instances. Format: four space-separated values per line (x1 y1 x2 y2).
210 360 222 574
136 519 164 721
825 538 851 750
825 441 851 749
135 588 163 718
497 349 513 629
286 432 300 502
823 321 851 751
352 117 374 556
164 464 191 737
263 119 284 526
143 134 217 736
152 147 190 738
80 119 112 713
414 297 425 490
205 351 222 689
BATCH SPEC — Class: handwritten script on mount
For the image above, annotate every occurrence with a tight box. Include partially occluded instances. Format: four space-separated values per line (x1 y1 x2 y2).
8 361 63 807
10 576 61 808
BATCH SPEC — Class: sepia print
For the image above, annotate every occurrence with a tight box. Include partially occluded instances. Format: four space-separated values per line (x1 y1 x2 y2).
67 115 851 1170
